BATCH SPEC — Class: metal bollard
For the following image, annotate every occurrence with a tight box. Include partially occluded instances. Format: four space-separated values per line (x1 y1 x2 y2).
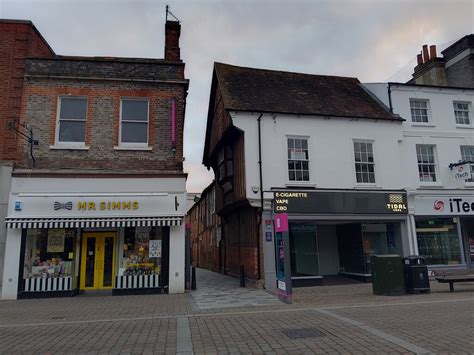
191 266 197 290
240 265 245 287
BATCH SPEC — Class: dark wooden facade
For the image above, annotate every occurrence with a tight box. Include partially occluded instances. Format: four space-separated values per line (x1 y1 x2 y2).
200 64 262 283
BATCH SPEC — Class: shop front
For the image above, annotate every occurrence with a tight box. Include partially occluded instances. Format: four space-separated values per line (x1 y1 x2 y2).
412 194 473 270
272 189 410 286
2 177 186 300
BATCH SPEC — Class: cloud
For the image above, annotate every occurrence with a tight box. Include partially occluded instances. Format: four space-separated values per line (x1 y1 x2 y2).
2 0 473 192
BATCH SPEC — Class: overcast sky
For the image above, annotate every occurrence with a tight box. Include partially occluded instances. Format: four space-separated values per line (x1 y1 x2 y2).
1 0 473 192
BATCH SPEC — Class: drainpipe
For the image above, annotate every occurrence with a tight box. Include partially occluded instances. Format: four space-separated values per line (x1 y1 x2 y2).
387 83 393 113
256 113 264 280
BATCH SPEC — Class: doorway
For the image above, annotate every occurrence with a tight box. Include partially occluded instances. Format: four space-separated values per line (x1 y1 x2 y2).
80 232 116 290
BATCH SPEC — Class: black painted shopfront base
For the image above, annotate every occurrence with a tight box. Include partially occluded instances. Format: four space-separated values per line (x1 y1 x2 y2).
18 289 79 299
112 287 168 296
339 272 372 283
291 277 324 287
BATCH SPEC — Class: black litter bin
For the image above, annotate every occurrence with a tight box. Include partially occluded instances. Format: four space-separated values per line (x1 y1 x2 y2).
403 256 430 294
371 255 405 296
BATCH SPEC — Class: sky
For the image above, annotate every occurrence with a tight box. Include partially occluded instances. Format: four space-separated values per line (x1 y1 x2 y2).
1 0 473 192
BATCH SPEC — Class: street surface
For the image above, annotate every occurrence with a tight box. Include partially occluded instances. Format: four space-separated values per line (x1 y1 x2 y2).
0 268 472 354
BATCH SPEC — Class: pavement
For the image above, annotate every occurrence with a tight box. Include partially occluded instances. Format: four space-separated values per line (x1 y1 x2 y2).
0 268 472 354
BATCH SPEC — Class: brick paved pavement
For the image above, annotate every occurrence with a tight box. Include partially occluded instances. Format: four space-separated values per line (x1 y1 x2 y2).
0 269 472 354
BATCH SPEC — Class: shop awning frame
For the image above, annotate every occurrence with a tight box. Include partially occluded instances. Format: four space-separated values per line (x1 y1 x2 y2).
5 216 182 229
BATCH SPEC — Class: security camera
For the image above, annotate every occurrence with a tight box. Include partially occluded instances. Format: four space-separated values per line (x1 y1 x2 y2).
251 186 259 193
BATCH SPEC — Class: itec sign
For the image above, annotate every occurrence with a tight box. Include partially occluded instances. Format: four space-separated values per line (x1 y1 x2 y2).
415 196 474 216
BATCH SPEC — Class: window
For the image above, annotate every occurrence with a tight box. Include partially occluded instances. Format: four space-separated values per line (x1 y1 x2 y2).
287 137 309 182
410 99 429 123
453 102 470 125
460 146 474 182
122 227 163 276
416 218 462 265
354 141 375 183
23 229 77 281
57 97 87 144
120 99 149 145
416 145 437 182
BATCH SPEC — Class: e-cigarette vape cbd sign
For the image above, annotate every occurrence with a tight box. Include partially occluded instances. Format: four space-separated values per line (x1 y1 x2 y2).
273 190 407 215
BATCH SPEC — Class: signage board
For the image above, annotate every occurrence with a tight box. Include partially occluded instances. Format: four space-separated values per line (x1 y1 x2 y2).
452 163 471 181
415 196 474 216
8 194 185 218
273 213 292 303
273 190 407 215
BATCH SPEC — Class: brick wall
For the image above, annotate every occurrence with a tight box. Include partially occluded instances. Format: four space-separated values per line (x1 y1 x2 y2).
446 54 474 88
0 21 54 162
19 65 187 172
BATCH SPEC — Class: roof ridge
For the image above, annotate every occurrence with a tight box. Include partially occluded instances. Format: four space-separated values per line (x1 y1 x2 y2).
214 62 360 82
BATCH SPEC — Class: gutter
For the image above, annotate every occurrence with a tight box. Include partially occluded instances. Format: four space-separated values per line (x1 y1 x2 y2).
388 82 393 113
256 113 264 281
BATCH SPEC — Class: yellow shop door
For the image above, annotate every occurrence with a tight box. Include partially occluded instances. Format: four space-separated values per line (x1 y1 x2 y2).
80 232 116 290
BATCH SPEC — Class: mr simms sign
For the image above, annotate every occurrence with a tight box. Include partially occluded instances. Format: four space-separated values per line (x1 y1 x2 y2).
273 190 408 215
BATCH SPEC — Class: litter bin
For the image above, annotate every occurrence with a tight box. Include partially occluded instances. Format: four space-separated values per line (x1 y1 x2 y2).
371 255 405 296
403 256 430 294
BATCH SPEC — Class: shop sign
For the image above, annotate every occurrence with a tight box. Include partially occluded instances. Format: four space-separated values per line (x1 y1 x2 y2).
451 163 471 181
273 190 408 215
415 196 474 215
10 194 185 218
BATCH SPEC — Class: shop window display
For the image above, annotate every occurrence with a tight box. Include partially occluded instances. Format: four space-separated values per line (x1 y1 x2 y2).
23 229 76 279
416 218 462 265
121 227 163 276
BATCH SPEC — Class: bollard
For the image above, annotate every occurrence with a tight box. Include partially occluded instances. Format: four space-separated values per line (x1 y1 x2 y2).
240 265 246 287
191 266 197 290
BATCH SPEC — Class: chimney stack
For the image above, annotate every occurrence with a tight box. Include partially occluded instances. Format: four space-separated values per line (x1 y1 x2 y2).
164 20 181 62
429 45 437 60
416 53 423 65
412 43 446 86
422 44 429 63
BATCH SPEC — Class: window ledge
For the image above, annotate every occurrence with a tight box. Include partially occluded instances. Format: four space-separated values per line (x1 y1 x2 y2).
285 182 316 188
49 145 89 151
417 183 444 189
114 146 153 151
354 184 380 189
411 123 435 127
455 125 474 129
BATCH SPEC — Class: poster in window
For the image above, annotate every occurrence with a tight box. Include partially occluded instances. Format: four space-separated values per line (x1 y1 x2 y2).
149 240 162 258
47 229 65 253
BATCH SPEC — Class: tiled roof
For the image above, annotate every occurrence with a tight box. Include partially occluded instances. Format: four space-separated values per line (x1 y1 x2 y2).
214 63 401 121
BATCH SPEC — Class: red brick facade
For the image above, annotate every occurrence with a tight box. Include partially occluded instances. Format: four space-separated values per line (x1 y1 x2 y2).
0 20 54 162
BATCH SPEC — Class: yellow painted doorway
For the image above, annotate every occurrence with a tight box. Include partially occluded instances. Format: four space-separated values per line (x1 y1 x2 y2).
80 232 116 290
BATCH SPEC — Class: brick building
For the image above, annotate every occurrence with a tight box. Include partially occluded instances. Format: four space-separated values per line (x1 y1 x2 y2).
186 183 221 273
2 19 189 299
0 20 55 293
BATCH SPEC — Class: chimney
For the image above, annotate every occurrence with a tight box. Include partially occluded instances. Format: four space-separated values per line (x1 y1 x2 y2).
412 43 446 86
164 20 181 61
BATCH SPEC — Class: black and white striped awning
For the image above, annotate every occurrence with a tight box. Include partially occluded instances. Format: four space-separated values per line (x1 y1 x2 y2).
5 216 182 229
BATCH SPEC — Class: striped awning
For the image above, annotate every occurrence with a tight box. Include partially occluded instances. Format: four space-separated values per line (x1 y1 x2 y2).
5 216 182 229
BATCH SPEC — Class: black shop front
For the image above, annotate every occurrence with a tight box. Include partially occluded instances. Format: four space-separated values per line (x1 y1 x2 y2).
273 189 409 287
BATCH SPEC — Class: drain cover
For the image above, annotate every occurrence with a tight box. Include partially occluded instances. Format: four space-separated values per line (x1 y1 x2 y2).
282 327 322 339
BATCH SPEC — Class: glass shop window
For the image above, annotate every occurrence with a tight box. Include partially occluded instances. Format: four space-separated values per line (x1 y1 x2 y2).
23 229 76 279
121 227 163 276
416 218 462 265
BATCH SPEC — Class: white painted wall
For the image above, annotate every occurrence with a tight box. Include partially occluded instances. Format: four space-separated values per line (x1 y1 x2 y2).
231 111 405 201
364 83 474 191
168 223 185 293
1 228 21 299
0 163 13 294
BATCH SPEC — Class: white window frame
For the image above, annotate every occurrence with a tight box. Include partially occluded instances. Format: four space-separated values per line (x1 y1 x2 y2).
286 136 311 184
416 144 439 185
453 101 472 127
409 99 431 125
353 140 376 185
119 98 150 148
460 145 474 184
54 96 88 147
